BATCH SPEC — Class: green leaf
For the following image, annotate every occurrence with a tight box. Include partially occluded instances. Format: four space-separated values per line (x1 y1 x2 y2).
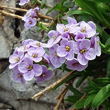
88 77 99 89
74 99 86 108
75 0 110 28
92 84 110 109
106 56 110 77
84 94 96 107
41 0 47 9
105 37 110 51
67 10 89 16
65 95 81 103
46 4 68 15
87 0 110 3
66 85 83 96
63 0 74 8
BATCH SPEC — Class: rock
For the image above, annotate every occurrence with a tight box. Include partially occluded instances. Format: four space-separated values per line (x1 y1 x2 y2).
0 59 8 73
0 103 12 110
0 36 11 59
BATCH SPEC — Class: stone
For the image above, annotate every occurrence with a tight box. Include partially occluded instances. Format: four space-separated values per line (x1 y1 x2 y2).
0 59 8 73
0 36 11 59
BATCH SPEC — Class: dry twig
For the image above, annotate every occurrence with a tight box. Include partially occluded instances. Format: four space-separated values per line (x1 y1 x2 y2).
32 71 76 100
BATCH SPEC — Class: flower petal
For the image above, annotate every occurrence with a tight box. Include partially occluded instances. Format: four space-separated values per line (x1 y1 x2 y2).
77 54 88 65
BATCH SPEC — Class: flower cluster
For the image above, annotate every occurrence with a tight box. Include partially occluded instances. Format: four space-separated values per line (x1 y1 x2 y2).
47 17 101 71
22 7 39 29
19 0 30 6
9 39 53 84
9 17 101 84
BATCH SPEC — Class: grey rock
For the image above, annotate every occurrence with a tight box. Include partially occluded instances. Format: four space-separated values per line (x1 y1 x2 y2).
0 36 11 59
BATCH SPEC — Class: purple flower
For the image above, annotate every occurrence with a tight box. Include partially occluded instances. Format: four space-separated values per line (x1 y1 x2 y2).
79 21 96 38
77 39 96 65
9 51 24 69
22 39 34 46
57 39 74 60
24 17 37 29
17 44 31 52
18 58 42 81
36 65 53 83
30 41 48 48
33 7 39 13
56 24 71 35
47 30 62 47
67 17 78 25
43 54 56 69
75 32 85 42
91 36 101 56
49 44 65 68
19 0 30 5
26 47 45 62
66 59 88 71
13 66 25 84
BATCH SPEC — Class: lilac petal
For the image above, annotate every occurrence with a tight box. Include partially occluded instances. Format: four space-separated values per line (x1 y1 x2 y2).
86 30 96 38
9 54 18 63
56 24 65 34
77 64 88 71
53 36 62 44
21 78 25 85
23 71 34 81
51 57 62 68
9 63 18 69
33 64 42 77
88 21 96 29
60 39 67 46
67 17 77 24
33 57 42 62
59 57 66 63
79 39 91 50
18 62 28 73
77 54 88 65
36 77 44 83
42 65 48 73
96 45 101 56
24 57 33 65
37 47 45 57
48 30 58 38
57 46 67 57
84 48 96 60
66 50 74 60
45 70 53 80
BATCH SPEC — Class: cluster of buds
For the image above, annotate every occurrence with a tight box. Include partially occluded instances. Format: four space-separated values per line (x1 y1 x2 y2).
9 17 101 84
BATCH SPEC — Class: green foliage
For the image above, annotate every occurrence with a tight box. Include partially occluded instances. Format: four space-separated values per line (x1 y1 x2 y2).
41 0 47 9
92 84 110 108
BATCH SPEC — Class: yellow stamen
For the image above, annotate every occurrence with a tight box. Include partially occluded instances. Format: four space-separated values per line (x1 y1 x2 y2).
65 46 70 51
33 53 37 58
36 42 41 47
15 57 20 62
27 65 33 71
80 49 87 54
17 74 23 78
73 62 79 66
29 21 32 24
24 46 28 50
55 53 59 57
53 36 56 40
63 26 69 32
81 27 86 33
41 73 45 77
